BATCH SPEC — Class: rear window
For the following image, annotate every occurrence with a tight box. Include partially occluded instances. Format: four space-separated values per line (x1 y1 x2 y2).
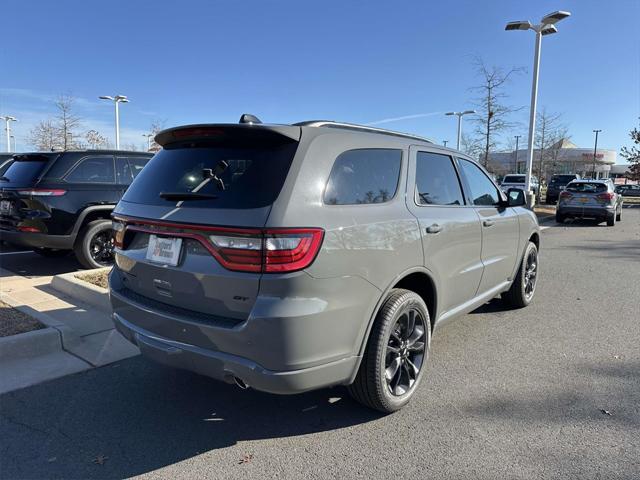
0 155 51 186
566 182 607 193
122 143 297 209
503 175 525 183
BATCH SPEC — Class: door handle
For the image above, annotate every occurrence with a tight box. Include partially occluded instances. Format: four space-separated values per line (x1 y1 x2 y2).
426 224 442 234
483 220 495 227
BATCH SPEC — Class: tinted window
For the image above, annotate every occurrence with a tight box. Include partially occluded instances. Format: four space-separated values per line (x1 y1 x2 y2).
550 175 576 185
324 149 401 205
122 143 297 209
65 156 115 183
503 175 525 183
0 155 51 186
127 156 150 178
458 159 500 206
566 182 607 193
415 152 464 206
116 157 133 185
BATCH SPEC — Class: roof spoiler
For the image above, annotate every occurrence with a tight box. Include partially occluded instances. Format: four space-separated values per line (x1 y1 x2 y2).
155 123 301 147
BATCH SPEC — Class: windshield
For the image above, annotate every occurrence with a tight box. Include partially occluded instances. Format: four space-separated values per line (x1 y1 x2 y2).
0 155 52 186
122 141 298 209
566 182 607 193
503 175 525 183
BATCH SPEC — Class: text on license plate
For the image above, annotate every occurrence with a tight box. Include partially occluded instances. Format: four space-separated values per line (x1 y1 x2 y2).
0 200 11 214
579 197 589 203
146 235 182 266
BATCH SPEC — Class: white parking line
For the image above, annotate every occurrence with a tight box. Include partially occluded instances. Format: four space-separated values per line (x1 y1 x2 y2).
0 251 33 256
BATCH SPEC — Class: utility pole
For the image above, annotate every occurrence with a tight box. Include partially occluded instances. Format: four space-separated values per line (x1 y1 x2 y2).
592 129 601 179
0 116 18 152
514 135 521 172
443 140 448 147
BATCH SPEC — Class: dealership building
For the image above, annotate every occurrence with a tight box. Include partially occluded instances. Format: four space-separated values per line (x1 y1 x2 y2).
487 138 617 180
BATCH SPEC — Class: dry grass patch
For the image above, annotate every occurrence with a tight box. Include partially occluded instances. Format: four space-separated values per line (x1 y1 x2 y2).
0 300 45 337
75 269 110 290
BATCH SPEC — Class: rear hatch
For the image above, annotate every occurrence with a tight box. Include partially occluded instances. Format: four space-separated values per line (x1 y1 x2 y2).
112 124 311 324
0 154 58 231
561 182 610 207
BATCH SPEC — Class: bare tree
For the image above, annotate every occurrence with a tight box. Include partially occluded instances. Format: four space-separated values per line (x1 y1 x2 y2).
55 95 83 149
460 131 483 160
148 119 166 151
28 120 60 151
534 108 569 194
470 57 524 167
85 129 109 149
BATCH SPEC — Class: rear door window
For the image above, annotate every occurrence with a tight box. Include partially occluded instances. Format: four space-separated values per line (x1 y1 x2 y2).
503 175 525 183
65 156 115 183
116 157 134 185
323 149 402 205
415 152 464 206
122 143 297 209
127 156 150 179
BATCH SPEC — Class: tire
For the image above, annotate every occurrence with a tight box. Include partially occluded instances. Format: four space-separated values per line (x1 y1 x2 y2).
33 248 70 258
606 214 615 227
503 242 538 309
74 220 115 269
348 289 431 413
555 212 565 224
616 207 622 222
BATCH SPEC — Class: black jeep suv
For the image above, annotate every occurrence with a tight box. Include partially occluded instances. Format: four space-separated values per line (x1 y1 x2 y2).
0 150 152 268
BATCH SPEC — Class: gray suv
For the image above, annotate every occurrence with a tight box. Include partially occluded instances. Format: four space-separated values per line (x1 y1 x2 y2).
109 117 540 412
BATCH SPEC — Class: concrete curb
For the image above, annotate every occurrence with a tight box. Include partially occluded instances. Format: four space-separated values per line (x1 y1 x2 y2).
50 268 111 312
0 327 61 362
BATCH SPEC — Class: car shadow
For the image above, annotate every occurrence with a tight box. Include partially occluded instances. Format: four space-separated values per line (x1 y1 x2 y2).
0 251 82 278
0 356 383 479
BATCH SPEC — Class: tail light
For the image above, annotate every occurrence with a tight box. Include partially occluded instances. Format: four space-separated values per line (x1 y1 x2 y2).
18 226 41 233
16 189 66 196
597 192 614 201
559 191 573 199
112 219 126 248
209 228 324 273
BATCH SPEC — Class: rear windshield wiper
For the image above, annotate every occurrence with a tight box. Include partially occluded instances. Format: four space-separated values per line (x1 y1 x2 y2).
159 192 219 201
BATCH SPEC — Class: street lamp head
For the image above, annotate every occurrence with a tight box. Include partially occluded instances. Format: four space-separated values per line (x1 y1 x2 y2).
505 20 532 31
115 95 129 103
540 25 558 36
462 110 476 115
99 95 114 101
445 112 457 116
541 10 571 25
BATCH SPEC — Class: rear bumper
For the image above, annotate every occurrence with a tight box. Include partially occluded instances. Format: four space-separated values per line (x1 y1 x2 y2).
113 313 360 394
0 229 74 249
109 268 380 394
557 205 615 218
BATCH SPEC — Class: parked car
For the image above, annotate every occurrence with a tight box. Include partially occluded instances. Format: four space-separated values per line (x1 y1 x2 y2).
109 117 540 413
546 174 580 204
500 174 539 195
615 184 640 197
0 150 153 267
556 179 622 226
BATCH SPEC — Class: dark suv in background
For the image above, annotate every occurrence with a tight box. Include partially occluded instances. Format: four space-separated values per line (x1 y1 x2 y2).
0 150 152 268
546 174 580 204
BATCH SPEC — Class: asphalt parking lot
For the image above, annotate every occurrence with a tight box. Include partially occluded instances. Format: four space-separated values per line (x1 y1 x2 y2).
1 207 639 479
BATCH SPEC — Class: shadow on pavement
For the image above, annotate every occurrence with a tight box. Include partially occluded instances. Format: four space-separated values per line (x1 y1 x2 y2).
0 251 82 278
0 357 382 479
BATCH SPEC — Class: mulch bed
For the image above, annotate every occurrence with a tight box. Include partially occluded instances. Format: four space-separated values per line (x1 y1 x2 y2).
0 300 45 337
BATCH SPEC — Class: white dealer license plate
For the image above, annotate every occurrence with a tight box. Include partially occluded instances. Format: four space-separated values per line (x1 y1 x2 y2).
0 200 11 214
146 235 182 266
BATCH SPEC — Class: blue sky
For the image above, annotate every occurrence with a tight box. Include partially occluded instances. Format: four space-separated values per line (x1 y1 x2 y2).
1 0 638 161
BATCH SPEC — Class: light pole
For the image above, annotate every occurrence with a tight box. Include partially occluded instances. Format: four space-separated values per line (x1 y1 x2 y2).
443 140 449 147
514 135 521 172
506 10 571 206
592 129 601 179
10 135 16 152
142 133 153 151
0 115 17 152
445 110 476 150
99 95 129 149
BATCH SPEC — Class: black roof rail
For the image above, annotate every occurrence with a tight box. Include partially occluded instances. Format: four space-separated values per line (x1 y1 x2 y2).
293 120 434 144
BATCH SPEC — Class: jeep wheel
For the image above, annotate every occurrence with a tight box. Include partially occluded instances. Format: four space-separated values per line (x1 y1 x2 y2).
74 220 115 269
555 212 565 224
348 289 431 413
616 207 622 222
606 213 615 227
33 248 70 258
503 241 538 308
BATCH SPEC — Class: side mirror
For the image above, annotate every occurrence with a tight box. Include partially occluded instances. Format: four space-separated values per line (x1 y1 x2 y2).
507 188 526 207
